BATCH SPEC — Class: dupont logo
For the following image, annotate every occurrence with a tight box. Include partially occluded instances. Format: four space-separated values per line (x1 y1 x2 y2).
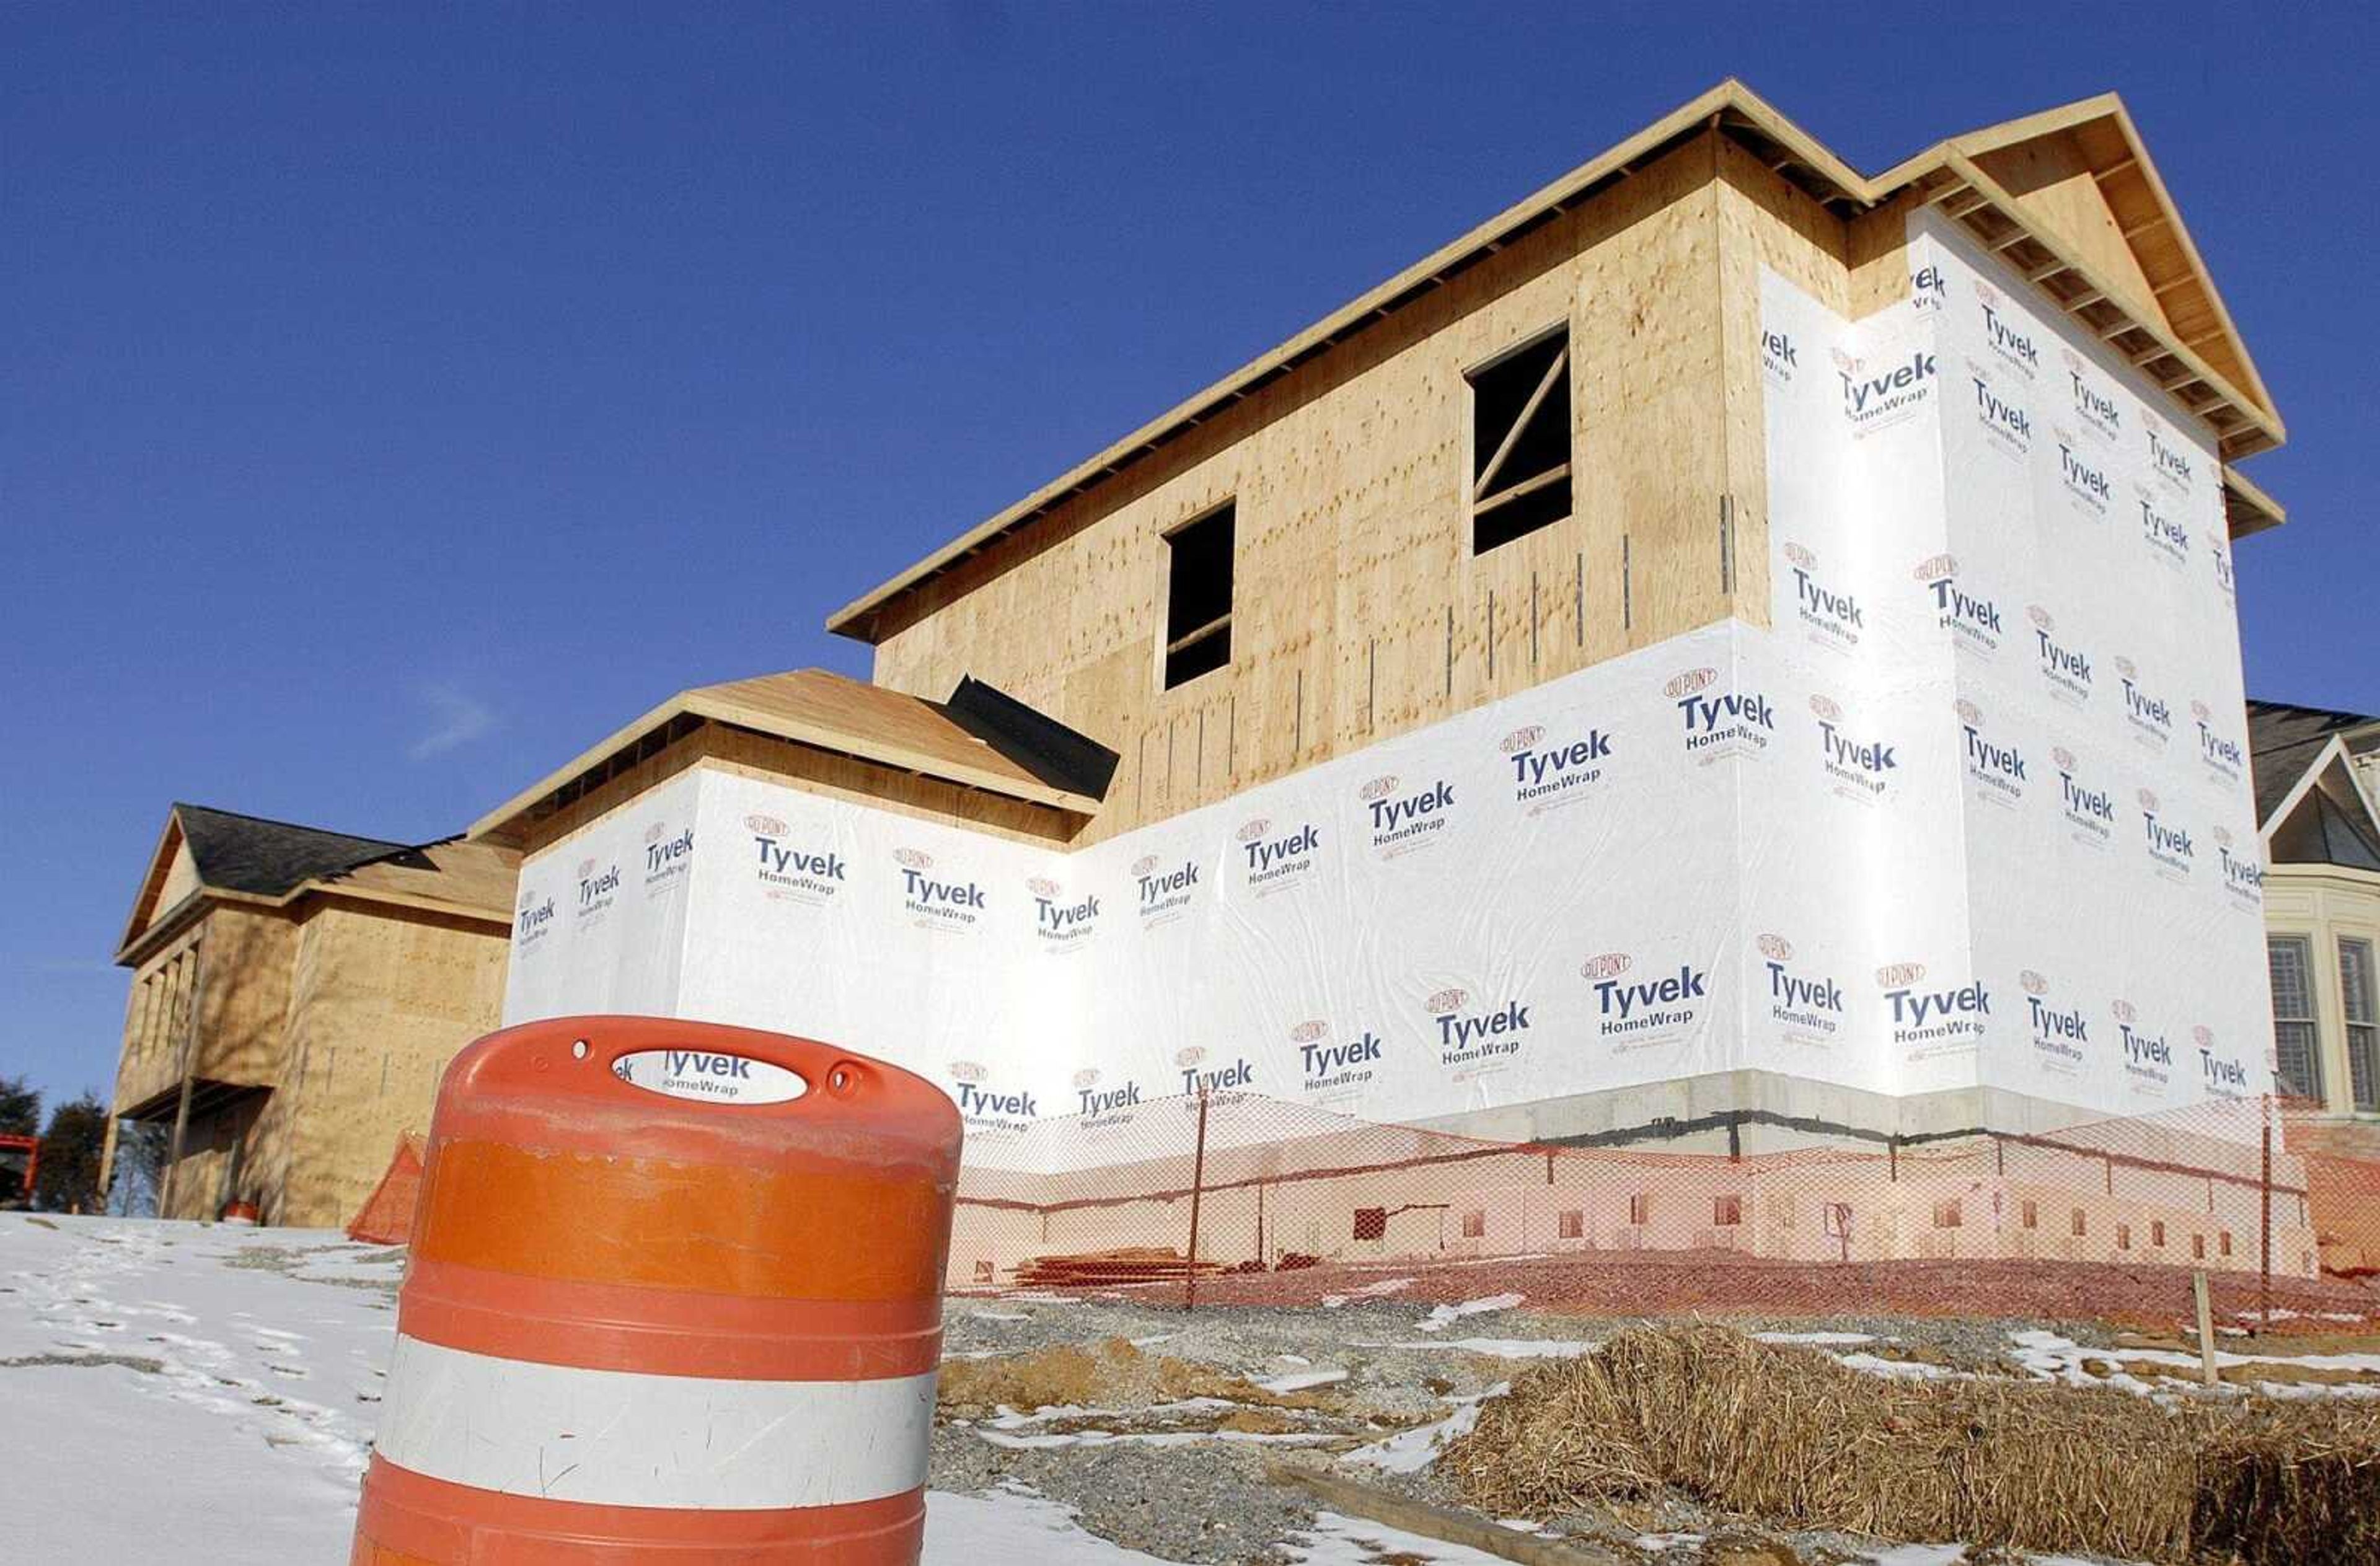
1130 851 1199 923
1587 951 1706 1044
1501 722 1611 811
1236 816 1320 890
1027 874 1099 946
1810 692 1897 799
1834 344 1936 434
749 814 844 903
896 847 986 928
1965 359 2032 453
514 887 555 943
2198 1027 2249 1096
1672 666 1775 758
2027 604 2092 704
2063 348 2121 439
2022 969 2088 1071
1916 552 2004 653
2145 416 2196 491
1782 540 1863 649
575 855 620 917
2191 700 2244 781
1429 985 1531 1067
1360 773 1455 856
2137 486 2190 565
2053 745 2115 843
946 1058 1037 1130
1294 1019 1383 1092
2137 789 2195 879
1174 1043 1254 1096
2114 656 2173 746
1760 932 1841 1039
1072 1065 1141 1119
1880 963 1991 1050
1956 698 2028 804
2112 1001 2173 1086
2212 823 2265 907
643 819 694 886
2055 429 2112 512
1974 279 2039 374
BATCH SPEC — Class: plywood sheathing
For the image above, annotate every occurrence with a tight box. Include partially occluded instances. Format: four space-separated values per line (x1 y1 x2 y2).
831 81 2281 651
250 902 508 1228
858 133 1743 845
500 717 1080 860
469 667 1098 850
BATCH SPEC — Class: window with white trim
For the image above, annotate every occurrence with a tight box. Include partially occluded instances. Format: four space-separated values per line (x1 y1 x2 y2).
2342 937 2378 1111
2269 936 2323 1101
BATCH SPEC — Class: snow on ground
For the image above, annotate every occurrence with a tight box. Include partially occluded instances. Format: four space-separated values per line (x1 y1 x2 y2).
2008 1326 2380 1399
1277 1510 1523 1564
0 1216 1529 1564
1414 1291 1524 1332
0 1215 393 1560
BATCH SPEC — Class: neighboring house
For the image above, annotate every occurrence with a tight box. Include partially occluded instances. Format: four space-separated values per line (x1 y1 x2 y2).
2250 700 2380 1117
101 805 517 1226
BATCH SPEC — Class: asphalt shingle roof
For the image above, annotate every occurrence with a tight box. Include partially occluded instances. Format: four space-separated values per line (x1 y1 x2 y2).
173 804 411 899
2247 698 2378 825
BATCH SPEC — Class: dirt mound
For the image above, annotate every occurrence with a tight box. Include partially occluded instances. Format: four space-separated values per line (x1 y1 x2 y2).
1440 1322 2380 1565
937 1336 1341 1415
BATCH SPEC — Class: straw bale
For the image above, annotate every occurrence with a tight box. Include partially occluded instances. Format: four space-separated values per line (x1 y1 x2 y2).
1441 1322 2380 1564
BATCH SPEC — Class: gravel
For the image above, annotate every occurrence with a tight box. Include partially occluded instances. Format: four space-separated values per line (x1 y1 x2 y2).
928 1290 2244 1563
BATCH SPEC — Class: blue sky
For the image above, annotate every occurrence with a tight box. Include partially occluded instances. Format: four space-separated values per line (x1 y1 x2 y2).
5 6 2375 1104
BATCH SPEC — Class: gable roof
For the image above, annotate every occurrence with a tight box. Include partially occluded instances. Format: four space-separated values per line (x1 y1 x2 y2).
117 806 518 964
827 79 2283 644
467 667 1110 846
1872 94 2274 422
2249 699 2380 826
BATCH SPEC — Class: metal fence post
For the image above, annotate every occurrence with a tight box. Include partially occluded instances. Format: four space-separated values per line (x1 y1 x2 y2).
2260 1097 2275 1329
1184 1087 1210 1311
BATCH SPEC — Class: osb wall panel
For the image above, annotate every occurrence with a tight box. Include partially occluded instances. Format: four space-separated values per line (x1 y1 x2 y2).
159 1094 265 1221
1714 134 1858 634
870 134 1743 844
191 907 296 1089
521 725 1080 858
258 903 510 1228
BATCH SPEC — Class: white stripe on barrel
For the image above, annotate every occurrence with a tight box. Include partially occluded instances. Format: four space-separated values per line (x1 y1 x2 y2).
372 1335 937 1510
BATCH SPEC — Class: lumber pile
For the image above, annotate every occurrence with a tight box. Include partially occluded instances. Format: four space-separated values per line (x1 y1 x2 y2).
1008 1246 1230 1289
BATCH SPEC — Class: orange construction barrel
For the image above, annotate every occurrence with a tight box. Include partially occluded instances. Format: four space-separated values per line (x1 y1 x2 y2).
351 1016 963 1564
